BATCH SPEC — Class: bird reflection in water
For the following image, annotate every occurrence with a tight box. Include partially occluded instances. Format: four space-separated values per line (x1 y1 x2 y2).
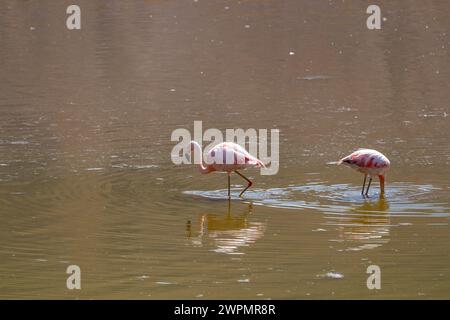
329 197 391 251
186 201 266 254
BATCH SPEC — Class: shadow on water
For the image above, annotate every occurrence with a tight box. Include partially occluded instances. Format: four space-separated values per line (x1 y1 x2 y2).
326 197 392 251
184 182 449 253
186 201 266 255
183 189 395 252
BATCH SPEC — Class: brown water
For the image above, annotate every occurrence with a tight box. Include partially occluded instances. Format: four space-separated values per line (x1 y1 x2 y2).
0 0 449 299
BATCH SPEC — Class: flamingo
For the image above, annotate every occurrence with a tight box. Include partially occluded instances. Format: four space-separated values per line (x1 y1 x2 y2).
187 141 264 198
338 148 390 196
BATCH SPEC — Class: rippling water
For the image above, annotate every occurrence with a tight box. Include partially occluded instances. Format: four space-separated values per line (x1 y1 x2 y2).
0 0 449 299
186 182 449 216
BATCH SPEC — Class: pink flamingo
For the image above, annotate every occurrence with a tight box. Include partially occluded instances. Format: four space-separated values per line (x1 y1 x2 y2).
338 148 390 196
187 141 264 198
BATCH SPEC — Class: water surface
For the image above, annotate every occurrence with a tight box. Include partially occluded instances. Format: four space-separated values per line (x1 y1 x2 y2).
0 0 449 299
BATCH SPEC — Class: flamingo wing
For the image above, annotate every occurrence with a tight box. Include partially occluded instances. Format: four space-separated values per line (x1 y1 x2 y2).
207 143 264 167
339 149 390 171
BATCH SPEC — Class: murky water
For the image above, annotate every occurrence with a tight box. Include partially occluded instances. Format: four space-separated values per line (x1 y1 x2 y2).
0 1 449 299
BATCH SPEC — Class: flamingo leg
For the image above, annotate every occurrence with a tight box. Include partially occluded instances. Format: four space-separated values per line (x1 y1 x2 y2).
379 175 385 195
227 173 231 198
361 174 367 195
186 220 192 238
365 176 372 196
234 170 253 197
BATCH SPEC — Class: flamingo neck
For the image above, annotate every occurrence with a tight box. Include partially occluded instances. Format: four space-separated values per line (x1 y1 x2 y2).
191 141 210 174
198 163 211 174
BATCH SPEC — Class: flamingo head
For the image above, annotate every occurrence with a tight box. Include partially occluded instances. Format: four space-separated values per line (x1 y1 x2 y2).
338 157 358 170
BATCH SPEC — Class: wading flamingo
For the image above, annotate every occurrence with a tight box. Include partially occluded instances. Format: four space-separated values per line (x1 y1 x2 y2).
187 141 264 198
338 148 390 196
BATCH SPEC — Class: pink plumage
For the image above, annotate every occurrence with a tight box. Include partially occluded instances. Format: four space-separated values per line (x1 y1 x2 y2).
205 142 265 173
188 141 264 198
338 148 390 196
